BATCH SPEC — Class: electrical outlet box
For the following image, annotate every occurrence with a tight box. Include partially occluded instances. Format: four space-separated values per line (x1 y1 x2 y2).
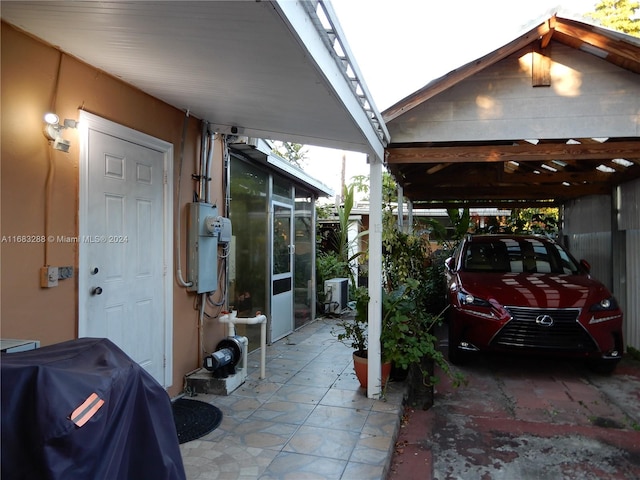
40 266 59 288
218 217 232 244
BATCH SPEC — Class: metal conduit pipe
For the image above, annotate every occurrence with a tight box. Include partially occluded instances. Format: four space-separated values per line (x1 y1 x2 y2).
204 130 214 204
199 121 208 201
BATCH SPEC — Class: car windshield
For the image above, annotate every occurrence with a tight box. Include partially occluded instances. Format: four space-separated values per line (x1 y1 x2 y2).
462 238 580 274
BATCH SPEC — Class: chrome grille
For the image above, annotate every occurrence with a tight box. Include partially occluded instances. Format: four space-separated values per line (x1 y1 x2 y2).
491 307 597 352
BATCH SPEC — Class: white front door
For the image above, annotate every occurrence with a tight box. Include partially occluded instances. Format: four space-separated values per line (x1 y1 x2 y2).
78 112 173 387
271 202 294 341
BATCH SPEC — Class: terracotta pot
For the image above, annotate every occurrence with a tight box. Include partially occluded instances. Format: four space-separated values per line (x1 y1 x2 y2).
352 351 391 389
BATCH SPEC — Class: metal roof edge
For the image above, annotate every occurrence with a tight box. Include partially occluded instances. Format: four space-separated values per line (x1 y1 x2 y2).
229 138 334 197
273 0 388 161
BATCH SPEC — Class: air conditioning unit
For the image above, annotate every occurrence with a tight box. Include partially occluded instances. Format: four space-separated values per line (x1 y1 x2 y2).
323 278 349 314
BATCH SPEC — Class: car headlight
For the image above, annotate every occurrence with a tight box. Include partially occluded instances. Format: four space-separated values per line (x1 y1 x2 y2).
589 296 619 312
456 291 496 319
457 291 491 307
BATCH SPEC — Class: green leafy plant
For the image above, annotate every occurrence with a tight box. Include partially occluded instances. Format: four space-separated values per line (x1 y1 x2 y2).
332 286 369 355
586 0 640 37
330 178 466 404
504 208 559 236
627 345 640 361
381 280 436 370
379 189 466 396
380 273 465 390
272 141 308 168
316 184 367 301
424 207 473 251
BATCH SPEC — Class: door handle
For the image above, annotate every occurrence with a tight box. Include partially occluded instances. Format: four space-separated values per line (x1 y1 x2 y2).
92 286 103 296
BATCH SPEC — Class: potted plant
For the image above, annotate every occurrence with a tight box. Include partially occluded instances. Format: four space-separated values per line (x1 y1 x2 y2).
330 176 465 402
378 179 465 407
333 278 455 394
333 286 392 388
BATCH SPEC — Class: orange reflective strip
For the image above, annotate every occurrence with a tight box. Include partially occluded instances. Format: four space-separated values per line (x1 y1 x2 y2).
70 393 105 427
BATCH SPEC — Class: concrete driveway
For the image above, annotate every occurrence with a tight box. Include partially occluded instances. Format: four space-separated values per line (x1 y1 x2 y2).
388 343 640 479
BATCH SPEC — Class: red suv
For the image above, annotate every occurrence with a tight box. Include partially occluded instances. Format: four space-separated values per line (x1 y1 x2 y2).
445 235 624 372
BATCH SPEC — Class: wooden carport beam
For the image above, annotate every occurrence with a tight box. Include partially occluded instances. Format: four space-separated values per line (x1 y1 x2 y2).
386 141 640 164
402 182 613 199
540 17 556 48
555 21 638 66
412 199 560 208
432 167 625 185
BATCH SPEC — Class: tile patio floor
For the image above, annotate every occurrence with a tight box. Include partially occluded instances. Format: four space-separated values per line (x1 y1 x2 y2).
178 317 406 480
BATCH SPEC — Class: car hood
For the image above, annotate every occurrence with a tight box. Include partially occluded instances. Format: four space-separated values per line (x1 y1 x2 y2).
458 272 608 309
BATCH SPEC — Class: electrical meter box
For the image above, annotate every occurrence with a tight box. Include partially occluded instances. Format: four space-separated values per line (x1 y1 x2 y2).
187 202 233 293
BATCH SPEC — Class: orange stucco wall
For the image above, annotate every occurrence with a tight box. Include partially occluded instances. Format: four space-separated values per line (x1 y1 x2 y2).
1 23 226 397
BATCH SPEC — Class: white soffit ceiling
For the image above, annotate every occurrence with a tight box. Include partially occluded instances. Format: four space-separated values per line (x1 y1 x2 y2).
1 0 386 158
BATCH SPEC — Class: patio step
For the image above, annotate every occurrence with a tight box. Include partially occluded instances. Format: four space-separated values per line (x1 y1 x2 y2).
184 367 246 396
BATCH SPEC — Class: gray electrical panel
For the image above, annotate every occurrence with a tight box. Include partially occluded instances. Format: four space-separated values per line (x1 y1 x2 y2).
187 202 232 293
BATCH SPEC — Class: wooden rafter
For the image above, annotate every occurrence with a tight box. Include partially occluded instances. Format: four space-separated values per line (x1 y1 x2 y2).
540 17 556 49
386 140 640 164
386 137 640 207
426 163 450 175
402 182 613 199
554 20 640 70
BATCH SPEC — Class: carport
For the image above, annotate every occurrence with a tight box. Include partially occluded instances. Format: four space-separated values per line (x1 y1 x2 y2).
382 13 640 351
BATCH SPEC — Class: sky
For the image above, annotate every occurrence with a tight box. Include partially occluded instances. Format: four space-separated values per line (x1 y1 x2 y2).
302 0 601 199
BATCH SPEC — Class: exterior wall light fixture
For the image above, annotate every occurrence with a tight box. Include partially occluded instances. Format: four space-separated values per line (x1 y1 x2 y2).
43 112 78 152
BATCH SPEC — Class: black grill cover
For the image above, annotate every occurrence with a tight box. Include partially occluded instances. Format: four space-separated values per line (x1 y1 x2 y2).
1 338 186 480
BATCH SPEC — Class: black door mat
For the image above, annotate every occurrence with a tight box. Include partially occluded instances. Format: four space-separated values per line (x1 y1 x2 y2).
172 398 223 444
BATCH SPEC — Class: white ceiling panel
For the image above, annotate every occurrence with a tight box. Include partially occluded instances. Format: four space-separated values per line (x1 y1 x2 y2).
1 0 387 158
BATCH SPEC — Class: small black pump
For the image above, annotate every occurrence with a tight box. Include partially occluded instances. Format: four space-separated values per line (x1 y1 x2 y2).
203 337 243 378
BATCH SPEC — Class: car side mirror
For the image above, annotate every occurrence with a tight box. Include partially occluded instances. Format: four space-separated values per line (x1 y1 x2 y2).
580 259 591 273
445 257 454 272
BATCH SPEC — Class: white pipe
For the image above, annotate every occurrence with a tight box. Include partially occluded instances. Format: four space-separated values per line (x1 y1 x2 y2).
237 335 249 375
198 294 206 367
219 311 267 379
397 184 404 230
175 111 193 288
260 321 266 380
408 200 414 234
